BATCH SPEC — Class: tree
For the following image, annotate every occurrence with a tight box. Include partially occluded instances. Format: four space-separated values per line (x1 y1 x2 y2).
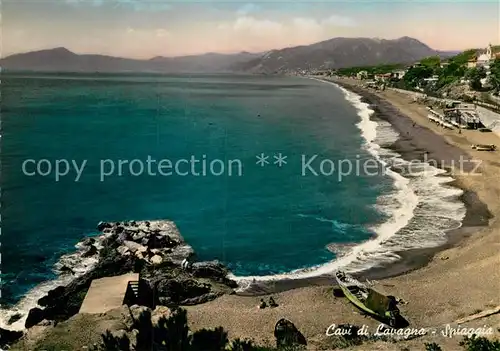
403 66 433 88
191 327 228 351
420 56 441 70
489 58 500 94
468 67 487 91
450 49 478 66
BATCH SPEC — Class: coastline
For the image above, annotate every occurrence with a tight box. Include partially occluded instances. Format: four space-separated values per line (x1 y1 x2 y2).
7 76 500 350
183 77 500 349
233 77 492 295
329 79 492 280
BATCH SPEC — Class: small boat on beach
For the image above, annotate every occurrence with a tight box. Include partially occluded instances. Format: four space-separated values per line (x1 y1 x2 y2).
335 271 400 327
471 144 496 151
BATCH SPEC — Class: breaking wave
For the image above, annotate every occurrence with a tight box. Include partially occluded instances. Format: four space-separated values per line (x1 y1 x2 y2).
232 80 466 291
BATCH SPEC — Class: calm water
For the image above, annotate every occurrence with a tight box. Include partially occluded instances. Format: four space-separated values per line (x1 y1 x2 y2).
1 73 392 304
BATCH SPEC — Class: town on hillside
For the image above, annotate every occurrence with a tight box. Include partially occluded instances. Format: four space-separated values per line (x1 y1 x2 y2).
309 44 500 107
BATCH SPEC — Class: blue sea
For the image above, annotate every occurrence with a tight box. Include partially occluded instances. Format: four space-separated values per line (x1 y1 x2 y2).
0 73 466 328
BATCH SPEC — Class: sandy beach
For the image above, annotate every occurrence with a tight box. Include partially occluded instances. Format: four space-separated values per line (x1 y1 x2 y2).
185 79 500 350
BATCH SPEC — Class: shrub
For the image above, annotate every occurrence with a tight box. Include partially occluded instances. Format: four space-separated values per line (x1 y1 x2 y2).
459 334 500 351
190 327 228 351
155 308 191 351
424 342 443 351
101 330 130 351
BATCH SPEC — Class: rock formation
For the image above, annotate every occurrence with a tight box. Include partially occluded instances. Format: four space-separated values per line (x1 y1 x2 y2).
23 220 237 330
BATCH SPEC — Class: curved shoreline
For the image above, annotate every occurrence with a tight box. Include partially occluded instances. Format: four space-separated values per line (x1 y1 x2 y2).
323 80 493 274
1 78 495 333
233 78 492 295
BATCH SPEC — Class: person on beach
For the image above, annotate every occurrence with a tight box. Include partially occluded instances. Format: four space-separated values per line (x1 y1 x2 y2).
269 296 279 308
259 298 267 309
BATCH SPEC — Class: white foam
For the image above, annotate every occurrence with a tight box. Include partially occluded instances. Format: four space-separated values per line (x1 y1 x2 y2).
231 79 466 290
0 239 101 331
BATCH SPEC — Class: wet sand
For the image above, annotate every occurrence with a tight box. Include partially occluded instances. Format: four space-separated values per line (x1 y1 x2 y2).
186 79 500 349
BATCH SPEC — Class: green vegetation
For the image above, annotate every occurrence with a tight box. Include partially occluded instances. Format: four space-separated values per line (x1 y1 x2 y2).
489 59 500 94
459 334 500 351
450 49 477 66
467 67 487 91
422 335 500 351
94 308 305 351
419 56 441 69
402 65 433 88
336 63 404 77
332 46 500 102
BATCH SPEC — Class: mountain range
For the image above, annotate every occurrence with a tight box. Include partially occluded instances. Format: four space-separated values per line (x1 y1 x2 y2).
0 37 452 74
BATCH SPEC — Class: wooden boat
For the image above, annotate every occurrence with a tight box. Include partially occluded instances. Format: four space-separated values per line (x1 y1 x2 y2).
335 271 400 327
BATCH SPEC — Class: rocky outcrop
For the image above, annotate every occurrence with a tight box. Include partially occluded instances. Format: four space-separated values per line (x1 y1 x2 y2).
25 308 46 329
24 220 236 329
0 328 23 348
191 261 238 288
155 277 218 306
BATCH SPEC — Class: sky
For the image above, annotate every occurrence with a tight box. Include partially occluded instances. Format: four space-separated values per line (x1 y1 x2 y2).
2 0 500 59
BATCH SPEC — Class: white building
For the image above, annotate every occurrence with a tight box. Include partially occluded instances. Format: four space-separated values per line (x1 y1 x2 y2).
477 44 493 68
392 70 407 79
475 44 499 70
356 70 368 80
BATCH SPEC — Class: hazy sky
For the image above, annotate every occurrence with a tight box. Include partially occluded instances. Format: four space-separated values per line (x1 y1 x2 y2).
2 0 499 58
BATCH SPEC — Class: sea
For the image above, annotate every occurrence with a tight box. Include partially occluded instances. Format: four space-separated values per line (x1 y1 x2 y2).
0 73 466 329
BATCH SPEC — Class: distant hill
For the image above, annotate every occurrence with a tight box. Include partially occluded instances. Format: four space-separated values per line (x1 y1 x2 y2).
231 36 440 73
0 48 261 73
1 37 440 73
148 52 261 72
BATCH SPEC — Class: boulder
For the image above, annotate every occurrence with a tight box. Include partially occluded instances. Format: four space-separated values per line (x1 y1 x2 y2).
150 255 163 265
123 241 147 253
117 231 132 243
191 261 238 288
135 251 145 260
38 286 65 306
7 313 22 325
132 231 146 242
145 235 175 249
82 245 98 258
155 278 211 305
191 261 227 277
117 245 130 256
81 237 96 246
97 221 110 231
59 265 75 275
25 307 45 328
0 328 23 348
